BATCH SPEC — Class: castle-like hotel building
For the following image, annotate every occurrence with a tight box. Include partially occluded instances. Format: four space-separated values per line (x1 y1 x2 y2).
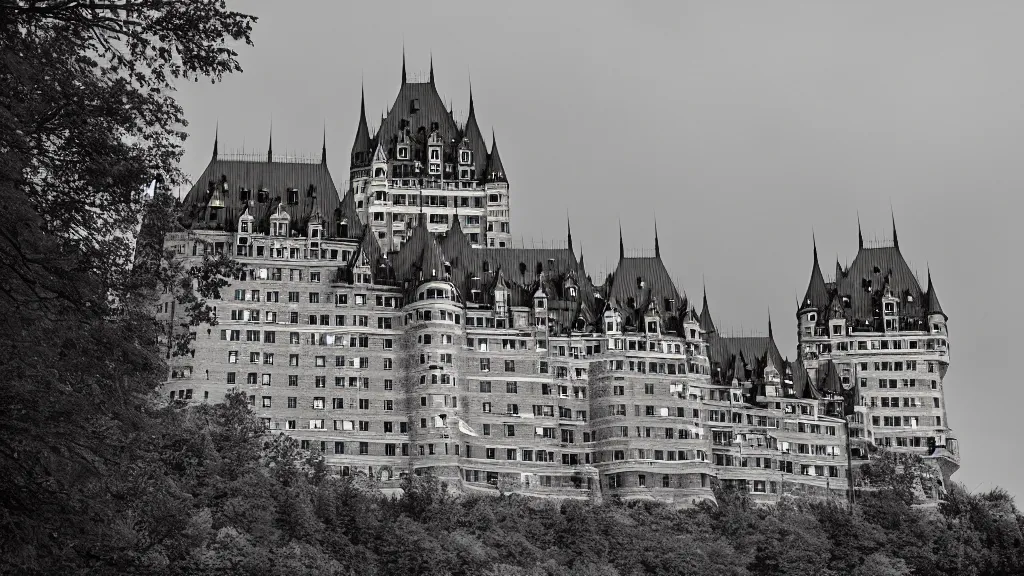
161 59 958 504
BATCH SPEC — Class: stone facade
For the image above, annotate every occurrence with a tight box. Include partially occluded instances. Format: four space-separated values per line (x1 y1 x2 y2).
162 58 954 504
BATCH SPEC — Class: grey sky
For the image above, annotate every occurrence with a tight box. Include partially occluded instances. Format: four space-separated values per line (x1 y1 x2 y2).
175 0 1024 498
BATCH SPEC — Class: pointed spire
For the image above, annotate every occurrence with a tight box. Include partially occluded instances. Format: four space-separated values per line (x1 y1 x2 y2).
768 310 774 339
654 218 661 258
212 122 219 160
925 266 947 320
485 129 507 183
801 233 829 311
857 212 864 250
619 223 625 259
468 77 476 119
351 85 371 161
891 209 899 250
401 48 407 84
567 215 573 253
267 122 273 163
699 283 716 335
321 125 327 164
429 52 435 85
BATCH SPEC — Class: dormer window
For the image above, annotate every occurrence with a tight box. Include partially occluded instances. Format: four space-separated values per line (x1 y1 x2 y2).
460 150 471 164
240 221 249 233
287 188 298 205
807 312 816 322
884 302 895 314
311 228 320 239
398 146 409 160
535 299 546 309
429 163 440 175
410 99 420 113
460 168 470 180
831 324 843 336
430 149 440 161
647 320 658 333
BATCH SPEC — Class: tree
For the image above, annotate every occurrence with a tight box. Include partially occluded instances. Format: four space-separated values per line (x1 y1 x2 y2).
0 2 255 571
1 0 255 297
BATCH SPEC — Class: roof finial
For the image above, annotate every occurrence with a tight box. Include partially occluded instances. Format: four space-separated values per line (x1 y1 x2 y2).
429 51 435 85
857 211 864 250
267 121 273 163
654 217 661 258
212 121 219 160
619 222 625 259
401 46 407 84
891 206 899 250
321 123 327 164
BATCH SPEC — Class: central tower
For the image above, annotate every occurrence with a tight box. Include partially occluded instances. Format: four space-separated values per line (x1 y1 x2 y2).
349 56 511 251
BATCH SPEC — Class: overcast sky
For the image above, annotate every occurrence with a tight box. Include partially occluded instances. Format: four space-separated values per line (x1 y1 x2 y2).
175 0 1024 499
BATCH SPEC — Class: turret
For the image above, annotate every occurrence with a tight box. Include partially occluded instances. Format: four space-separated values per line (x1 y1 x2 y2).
798 236 829 335
925 268 947 334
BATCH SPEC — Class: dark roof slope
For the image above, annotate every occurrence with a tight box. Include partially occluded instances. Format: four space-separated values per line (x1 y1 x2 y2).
181 158 342 234
462 93 489 178
699 289 717 335
925 269 947 320
834 246 925 321
485 131 508 183
377 81 459 158
800 241 830 312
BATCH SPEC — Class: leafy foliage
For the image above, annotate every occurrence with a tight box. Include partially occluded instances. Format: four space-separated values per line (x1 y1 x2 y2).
0 0 255 298
6 392 1024 575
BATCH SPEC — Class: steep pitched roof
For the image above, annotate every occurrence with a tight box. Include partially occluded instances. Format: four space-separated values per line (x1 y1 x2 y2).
925 269 947 320
485 131 508 183
800 239 830 312
708 333 786 386
834 245 925 322
607 256 683 312
462 90 489 178
699 288 717 335
790 361 821 400
484 248 579 287
377 80 459 161
181 158 343 235
351 87 372 166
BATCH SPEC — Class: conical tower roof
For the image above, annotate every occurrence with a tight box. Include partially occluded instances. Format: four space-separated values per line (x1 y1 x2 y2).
800 237 829 312
485 130 507 183
699 287 717 334
351 87 372 166
925 268 947 320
